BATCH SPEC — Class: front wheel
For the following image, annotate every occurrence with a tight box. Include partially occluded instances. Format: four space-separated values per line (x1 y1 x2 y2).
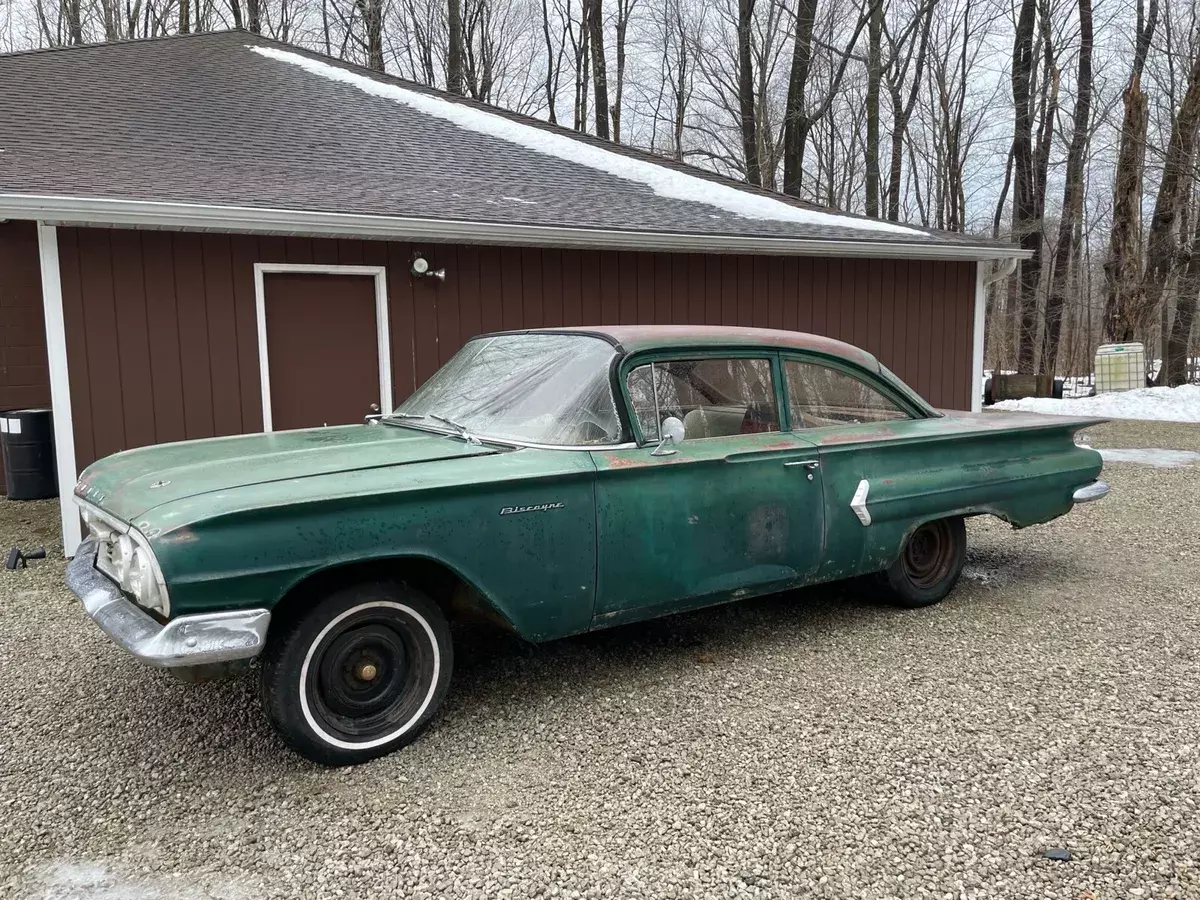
878 516 967 608
260 582 454 766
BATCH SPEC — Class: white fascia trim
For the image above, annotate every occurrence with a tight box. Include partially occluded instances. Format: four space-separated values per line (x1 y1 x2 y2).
971 261 986 414
36 223 83 557
0 194 1032 262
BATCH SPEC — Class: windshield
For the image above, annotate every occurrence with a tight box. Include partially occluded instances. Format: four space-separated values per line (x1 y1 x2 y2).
393 333 623 446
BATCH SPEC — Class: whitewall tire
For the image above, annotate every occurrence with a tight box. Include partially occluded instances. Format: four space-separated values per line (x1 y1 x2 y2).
260 581 454 766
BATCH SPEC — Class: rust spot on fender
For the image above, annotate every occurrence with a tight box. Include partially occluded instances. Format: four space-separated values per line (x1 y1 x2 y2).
159 526 199 545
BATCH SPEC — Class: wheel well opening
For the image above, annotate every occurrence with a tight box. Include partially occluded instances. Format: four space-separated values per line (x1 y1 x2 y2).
269 558 515 637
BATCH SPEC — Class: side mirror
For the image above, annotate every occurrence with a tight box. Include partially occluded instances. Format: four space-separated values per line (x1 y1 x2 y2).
651 416 685 456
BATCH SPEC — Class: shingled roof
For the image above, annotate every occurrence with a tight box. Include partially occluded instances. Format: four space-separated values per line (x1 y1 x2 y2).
0 31 1021 259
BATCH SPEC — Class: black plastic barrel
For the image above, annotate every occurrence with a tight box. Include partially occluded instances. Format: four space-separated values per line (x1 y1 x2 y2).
1 408 58 500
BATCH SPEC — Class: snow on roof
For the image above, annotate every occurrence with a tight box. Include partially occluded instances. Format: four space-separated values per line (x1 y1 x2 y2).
993 384 1200 423
250 46 924 238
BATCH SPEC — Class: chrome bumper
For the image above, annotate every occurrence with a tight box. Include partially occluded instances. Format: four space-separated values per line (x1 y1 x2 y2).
67 540 270 667
1073 480 1110 503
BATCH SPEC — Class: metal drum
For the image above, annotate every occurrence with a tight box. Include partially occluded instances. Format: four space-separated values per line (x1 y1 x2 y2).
1 407 57 500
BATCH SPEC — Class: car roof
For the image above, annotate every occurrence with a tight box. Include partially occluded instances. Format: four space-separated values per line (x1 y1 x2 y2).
493 325 880 370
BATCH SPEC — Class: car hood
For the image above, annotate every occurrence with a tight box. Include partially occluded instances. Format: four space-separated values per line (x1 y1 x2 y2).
75 424 499 524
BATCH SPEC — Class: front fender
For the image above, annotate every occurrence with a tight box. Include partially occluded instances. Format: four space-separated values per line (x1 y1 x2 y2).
146 449 600 642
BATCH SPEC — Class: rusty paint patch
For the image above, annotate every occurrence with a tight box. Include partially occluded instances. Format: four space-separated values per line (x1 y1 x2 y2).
563 324 877 368
816 427 898 446
159 526 199 545
602 454 647 468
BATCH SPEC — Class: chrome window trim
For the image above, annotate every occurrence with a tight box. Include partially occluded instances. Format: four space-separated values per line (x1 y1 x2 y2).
506 440 638 452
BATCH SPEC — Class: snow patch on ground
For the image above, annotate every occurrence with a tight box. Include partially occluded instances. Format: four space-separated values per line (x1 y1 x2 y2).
28 860 251 900
1094 448 1200 468
250 46 924 236
992 384 1200 422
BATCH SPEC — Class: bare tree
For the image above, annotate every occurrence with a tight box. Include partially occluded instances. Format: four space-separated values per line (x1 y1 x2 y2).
586 0 611 137
1041 0 1091 373
611 0 638 140
539 0 570 120
357 0 385 69
568 0 590 129
863 0 883 215
736 0 761 183
882 0 935 221
1102 0 1158 341
1010 0 1060 373
1166 216 1200 385
780 0 871 197
1148 52 1200 383
448 0 464 92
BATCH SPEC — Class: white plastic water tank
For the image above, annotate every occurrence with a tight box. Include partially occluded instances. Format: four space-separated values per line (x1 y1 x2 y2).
1094 342 1146 393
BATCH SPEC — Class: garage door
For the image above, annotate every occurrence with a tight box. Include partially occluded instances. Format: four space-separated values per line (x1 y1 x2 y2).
262 272 383 431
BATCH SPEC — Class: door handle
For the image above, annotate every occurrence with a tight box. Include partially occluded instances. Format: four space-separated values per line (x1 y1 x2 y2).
783 459 820 469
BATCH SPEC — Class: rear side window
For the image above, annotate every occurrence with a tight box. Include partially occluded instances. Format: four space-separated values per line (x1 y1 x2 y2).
626 358 779 441
785 360 910 427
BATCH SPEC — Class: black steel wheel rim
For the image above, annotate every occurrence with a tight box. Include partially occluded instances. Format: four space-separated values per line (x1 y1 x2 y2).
306 608 433 742
902 520 955 590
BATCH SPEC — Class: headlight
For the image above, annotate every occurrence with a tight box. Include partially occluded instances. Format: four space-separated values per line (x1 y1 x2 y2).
127 527 169 616
80 501 170 617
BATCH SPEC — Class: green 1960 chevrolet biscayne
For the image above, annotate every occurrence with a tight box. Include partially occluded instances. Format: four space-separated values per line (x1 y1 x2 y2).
68 326 1107 765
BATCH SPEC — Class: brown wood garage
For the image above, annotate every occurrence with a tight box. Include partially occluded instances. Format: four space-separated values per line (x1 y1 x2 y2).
51 227 977 471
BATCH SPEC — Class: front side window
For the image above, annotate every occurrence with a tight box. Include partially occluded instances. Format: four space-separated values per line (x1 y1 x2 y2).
626 357 779 442
785 359 911 427
393 333 622 445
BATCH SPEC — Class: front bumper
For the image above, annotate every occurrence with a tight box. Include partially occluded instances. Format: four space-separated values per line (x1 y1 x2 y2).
1073 480 1110 503
67 540 270 667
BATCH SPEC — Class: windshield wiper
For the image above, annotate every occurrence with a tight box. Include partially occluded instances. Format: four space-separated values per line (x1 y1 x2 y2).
378 412 425 427
379 411 485 445
427 413 482 445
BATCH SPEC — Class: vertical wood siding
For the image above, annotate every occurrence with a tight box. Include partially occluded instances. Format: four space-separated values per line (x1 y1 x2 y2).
52 227 977 472
0 222 52 492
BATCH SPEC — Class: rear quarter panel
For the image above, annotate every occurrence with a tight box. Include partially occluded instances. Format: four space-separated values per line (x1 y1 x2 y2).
813 412 1104 580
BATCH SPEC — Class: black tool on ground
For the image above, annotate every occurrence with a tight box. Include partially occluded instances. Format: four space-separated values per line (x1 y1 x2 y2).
1 407 58 500
1042 848 1072 862
6 546 47 569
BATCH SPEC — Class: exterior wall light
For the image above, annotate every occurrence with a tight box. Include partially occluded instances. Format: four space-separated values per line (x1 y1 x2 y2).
411 253 446 281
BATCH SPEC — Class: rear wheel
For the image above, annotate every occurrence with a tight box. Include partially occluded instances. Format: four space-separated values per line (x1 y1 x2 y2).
879 516 966 608
260 581 453 766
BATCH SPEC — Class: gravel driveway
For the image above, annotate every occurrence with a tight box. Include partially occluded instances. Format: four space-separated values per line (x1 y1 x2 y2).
2 420 1198 899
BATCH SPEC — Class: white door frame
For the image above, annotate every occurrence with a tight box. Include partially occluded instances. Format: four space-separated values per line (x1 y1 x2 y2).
253 263 392 432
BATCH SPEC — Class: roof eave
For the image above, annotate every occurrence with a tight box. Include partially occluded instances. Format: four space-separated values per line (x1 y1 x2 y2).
0 194 1031 261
